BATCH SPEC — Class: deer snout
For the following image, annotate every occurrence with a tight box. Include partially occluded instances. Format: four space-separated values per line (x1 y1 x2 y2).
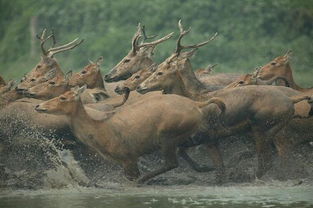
136 85 148 94
114 85 126 95
35 104 47 113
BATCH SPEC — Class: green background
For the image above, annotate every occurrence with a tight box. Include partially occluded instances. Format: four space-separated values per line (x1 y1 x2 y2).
0 0 312 86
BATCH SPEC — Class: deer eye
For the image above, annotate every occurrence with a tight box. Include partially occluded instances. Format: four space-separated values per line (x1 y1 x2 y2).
124 59 130 63
134 75 140 79
49 81 55 85
37 65 42 68
157 72 163 76
60 96 66 101
30 78 36 82
271 62 276 66
238 81 244 84
81 71 87 74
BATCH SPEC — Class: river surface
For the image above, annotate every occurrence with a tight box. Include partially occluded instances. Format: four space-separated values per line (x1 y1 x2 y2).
1 184 312 208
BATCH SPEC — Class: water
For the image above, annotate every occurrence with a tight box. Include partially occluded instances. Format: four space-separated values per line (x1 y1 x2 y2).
1 185 312 208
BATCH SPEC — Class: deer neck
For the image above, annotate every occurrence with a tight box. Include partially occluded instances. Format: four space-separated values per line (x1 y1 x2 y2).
283 64 306 91
90 71 105 89
69 101 110 149
175 61 210 101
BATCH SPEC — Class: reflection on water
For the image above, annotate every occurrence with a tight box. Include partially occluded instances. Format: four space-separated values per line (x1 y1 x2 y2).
0 185 312 208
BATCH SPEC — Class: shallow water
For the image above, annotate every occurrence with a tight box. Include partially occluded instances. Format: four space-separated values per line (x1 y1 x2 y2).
1 185 312 208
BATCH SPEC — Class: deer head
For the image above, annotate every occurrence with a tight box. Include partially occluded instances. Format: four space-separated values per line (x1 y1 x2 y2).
35 85 86 115
69 57 105 89
16 29 83 93
257 50 293 81
104 23 173 82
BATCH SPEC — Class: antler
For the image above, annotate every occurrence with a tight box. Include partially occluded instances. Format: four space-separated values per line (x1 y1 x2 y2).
36 28 83 57
131 23 174 54
36 29 55 56
175 19 218 55
131 23 143 54
140 25 158 43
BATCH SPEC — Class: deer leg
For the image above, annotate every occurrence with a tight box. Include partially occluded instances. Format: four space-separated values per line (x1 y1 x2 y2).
137 144 178 184
122 159 140 181
252 128 273 179
177 147 215 172
206 142 225 184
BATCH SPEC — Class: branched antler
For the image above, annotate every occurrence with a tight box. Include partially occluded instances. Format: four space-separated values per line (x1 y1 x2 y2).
36 28 83 57
131 23 173 55
175 19 218 55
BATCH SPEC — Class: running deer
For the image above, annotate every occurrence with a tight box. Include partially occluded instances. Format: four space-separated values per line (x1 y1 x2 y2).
137 20 311 181
35 85 225 183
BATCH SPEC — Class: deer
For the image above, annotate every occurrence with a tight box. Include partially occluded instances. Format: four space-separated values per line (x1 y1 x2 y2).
104 23 174 82
224 70 313 161
35 85 225 184
136 20 311 182
16 29 83 94
257 50 313 94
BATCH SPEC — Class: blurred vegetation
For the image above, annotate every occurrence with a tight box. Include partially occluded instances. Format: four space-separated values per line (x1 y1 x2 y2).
0 0 312 86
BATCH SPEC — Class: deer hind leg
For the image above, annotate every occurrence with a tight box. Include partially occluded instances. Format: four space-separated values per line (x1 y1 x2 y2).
177 147 215 172
206 142 225 184
137 143 179 184
252 128 273 179
122 159 140 181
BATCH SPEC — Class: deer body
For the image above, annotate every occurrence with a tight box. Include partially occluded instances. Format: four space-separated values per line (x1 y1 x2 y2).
36 87 219 183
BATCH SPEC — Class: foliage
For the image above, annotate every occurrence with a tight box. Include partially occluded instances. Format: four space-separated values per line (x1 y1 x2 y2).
0 0 312 86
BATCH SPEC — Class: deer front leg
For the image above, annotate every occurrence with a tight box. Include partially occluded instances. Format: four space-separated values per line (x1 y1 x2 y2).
122 159 140 181
177 147 215 172
206 142 225 184
137 144 178 184
253 129 273 179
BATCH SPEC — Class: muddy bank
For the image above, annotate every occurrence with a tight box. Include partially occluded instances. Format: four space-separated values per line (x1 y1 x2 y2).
0 121 312 189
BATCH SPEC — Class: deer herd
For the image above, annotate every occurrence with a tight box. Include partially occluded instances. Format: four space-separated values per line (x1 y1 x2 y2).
0 20 312 184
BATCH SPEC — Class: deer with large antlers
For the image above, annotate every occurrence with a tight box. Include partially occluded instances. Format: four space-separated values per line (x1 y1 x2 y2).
137 20 311 182
16 29 83 93
35 85 225 184
104 23 174 82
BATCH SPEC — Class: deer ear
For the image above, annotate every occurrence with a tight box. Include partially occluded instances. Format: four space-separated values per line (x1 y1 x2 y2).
96 56 104 66
65 70 72 81
283 50 292 64
77 85 87 95
90 91 109 102
44 68 57 80
7 80 16 90
149 63 158 72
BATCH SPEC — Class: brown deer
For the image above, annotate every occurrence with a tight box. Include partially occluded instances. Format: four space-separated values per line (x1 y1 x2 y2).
257 51 313 93
137 20 311 181
224 70 313 160
35 85 225 183
16 29 83 93
104 23 173 82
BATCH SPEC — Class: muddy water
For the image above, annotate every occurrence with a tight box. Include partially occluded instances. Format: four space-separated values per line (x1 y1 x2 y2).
1 185 312 208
